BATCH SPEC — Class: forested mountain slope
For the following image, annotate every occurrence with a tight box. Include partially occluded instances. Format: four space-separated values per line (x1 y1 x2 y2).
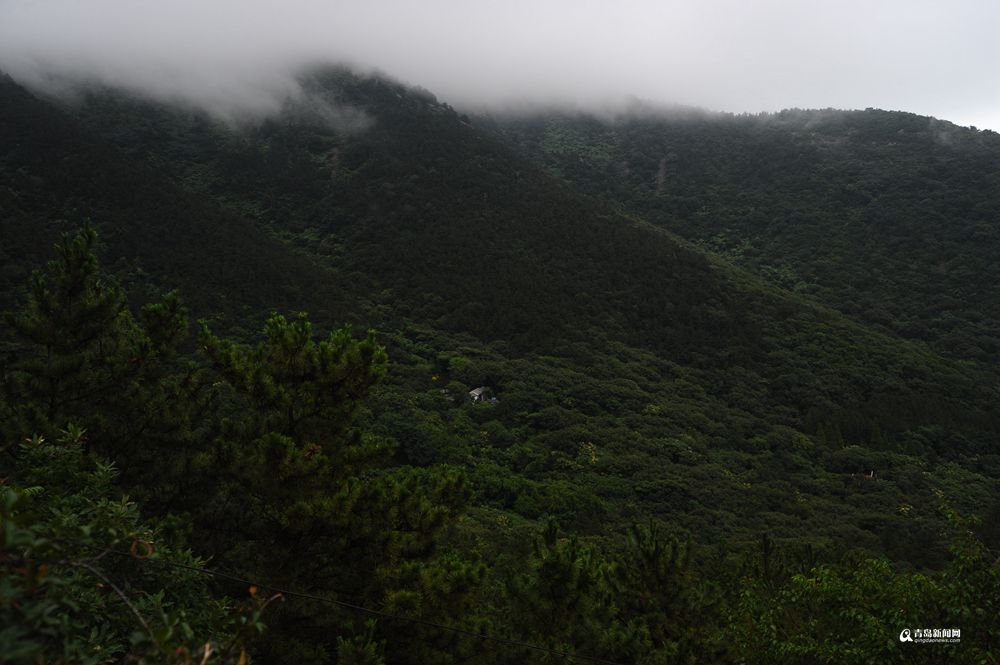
488 107 1000 362
0 73 351 324
2 69 998 663
6 65 996 551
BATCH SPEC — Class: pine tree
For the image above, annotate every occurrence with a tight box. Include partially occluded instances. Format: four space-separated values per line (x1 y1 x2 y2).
3 224 128 435
1 225 204 500
197 313 474 663
506 518 647 663
2 225 486 663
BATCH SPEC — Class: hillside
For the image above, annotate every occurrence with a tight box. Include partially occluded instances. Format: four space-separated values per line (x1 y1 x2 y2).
487 107 1000 362
11 63 996 555
2 69 998 663
0 73 352 326
4 64 995 550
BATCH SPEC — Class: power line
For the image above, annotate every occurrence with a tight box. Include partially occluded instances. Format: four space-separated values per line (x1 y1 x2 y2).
70 541 628 665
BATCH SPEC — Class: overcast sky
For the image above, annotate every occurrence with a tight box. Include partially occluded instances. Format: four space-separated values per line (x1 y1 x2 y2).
1 0 998 128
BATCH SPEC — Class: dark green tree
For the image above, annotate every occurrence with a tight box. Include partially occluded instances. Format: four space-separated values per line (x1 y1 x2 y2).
617 522 728 664
1 225 201 497
3 224 128 434
1 227 483 663
506 518 648 663
729 507 999 665
0 428 268 664
197 314 477 663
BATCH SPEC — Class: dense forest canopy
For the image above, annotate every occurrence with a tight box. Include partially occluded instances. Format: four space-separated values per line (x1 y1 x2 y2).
487 107 1000 362
1 67 998 663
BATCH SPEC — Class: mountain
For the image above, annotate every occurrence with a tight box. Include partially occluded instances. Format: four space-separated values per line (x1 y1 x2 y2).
6 67 996 550
487 106 1000 362
2 68 998 662
4 66 999 549
0 73 351 325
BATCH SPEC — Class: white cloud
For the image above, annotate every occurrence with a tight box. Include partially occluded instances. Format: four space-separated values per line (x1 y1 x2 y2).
0 0 997 128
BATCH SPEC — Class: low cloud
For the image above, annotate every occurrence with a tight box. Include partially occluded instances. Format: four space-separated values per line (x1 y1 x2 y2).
0 0 997 128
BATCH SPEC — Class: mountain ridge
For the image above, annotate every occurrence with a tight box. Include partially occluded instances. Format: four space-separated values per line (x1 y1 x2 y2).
2 65 999 663
486 104 1000 363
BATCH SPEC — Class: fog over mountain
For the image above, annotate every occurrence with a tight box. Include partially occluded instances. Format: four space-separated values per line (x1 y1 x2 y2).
1 0 998 127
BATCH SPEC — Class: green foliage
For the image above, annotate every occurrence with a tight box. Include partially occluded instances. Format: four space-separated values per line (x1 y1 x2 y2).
0 227 212 511
0 74 348 324
617 522 727 662
336 620 384 665
1 70 999 664
0 429 261 664
730 508 999 664
1 227 481 663
199 312 386 442
184 316 476 662
506 519 648 662
4 224 128 433
493 108 1000 364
